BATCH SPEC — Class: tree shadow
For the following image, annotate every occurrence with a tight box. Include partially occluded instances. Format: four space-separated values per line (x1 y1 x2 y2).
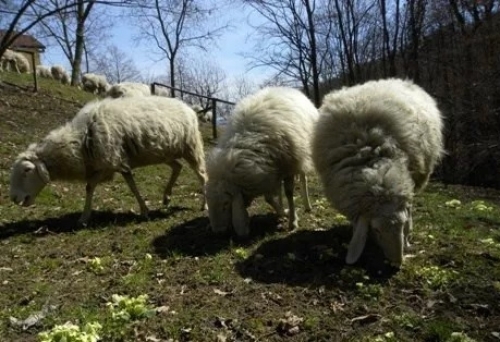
152 213 282 258
235 224 399 287
0 206 186 240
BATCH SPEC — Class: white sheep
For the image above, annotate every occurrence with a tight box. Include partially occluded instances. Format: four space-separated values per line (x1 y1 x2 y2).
106 82 151 98
312 78 444 267
36 65 53 79
0 49 29 73
206 87 319 238
10 96 208 226
81 73 110 95
0 49 16 72
191 104 213 123
51 65 66 81
152 87 170 97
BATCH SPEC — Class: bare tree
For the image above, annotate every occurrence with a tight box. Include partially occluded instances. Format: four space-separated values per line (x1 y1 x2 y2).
131 0 229 97
91 44 141 83
0 0 126 84
183 57 227 109
35 0 111 80
243 0 325 106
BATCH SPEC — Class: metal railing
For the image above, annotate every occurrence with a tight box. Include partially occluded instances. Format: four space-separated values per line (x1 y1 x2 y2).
151 82 235 139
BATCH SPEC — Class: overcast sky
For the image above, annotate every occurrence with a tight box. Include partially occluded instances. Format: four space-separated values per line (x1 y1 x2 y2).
41 3 273 88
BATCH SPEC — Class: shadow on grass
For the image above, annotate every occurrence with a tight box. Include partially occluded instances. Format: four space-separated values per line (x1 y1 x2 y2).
0 206 186 240
235 224 399 287
152 213 282 258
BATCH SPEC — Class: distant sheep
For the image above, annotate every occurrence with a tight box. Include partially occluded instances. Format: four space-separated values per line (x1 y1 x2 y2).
10 96 208 226
191 104 213 123
106 82 151 98
152 87 170 97
312 78 444 267
81 73 109 95
50 65 71 84
36 65 53 79
0 49 29 73
206 87 319 238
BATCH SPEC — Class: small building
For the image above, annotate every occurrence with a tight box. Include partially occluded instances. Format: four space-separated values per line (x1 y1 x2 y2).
0 30 46 72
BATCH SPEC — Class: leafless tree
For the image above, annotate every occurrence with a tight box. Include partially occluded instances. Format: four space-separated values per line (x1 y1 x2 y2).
91 44 141 83
35 0 111 74
34 0 113 85
182 57 227 109
243 0 325 106
130 0 230 97
0 0 127 84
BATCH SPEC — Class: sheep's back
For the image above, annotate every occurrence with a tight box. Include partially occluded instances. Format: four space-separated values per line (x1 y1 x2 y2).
315 78 443 195
219 87 319 174
74 96 199 169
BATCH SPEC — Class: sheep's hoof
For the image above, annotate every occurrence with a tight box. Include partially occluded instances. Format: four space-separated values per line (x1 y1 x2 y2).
163 196 171 207
77 218 89 228
288 220 299 231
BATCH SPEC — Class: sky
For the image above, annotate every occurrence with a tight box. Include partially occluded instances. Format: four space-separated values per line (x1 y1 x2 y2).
41 3 274 91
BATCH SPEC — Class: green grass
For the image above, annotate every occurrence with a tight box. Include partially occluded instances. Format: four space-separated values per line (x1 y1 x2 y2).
1 72 499 341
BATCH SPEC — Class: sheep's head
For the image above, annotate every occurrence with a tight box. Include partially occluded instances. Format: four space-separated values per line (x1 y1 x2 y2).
10 152 50 207
206 180 250 238
346 156 414 267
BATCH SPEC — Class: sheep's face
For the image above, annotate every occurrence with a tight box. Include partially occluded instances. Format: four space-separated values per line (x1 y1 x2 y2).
10 159 49 206
370 204 408 267
206 181 233 234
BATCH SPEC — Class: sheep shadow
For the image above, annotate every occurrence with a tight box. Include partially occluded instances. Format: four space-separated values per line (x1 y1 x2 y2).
235 225 399 287
0 206 185 240
152 213 282 258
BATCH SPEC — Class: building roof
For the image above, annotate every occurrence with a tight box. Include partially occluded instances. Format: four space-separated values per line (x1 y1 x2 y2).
0 30 46 51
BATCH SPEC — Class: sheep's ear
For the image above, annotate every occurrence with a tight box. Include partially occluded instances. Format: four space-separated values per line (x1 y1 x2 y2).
231 191 250 238
34 160 50 183
346 216 369 264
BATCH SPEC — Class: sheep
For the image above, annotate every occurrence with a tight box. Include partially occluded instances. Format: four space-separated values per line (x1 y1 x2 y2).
81 73 110 95
51 65 66 81
106 82 151 98
191 104 213 123
0 49 29 73
36 65 53 79
152 87 170 97
206 86 319 238
10 96 208 226
0 49 16 72
312 78 444 267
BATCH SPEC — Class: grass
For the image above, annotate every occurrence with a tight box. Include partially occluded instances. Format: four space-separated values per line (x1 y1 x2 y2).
1 72 500 341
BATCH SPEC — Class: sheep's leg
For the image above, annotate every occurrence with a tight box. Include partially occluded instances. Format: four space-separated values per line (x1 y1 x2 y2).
79 180 99 226
284 176 298 230
184 157 208 211
300 172 312 212
121 171 149 218
404 204 413 251
163 160 183 207
265 193 285 217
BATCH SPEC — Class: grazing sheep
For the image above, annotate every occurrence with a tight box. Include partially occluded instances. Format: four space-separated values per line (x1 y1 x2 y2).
51 65 66 81
191 104 213 123
10 96 208 226
106 82 151 98
153 87 170 97
0 49 29 73
206 87 319 238
81 73 110 95
61 72 70 85
312 78 444 267
36 65 53 78
0 49 17 72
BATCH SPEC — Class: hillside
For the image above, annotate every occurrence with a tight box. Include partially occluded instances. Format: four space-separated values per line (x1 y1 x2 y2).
0 73 499 342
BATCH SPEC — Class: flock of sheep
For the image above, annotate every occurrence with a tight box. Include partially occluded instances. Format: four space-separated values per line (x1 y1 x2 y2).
9 78 444 269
